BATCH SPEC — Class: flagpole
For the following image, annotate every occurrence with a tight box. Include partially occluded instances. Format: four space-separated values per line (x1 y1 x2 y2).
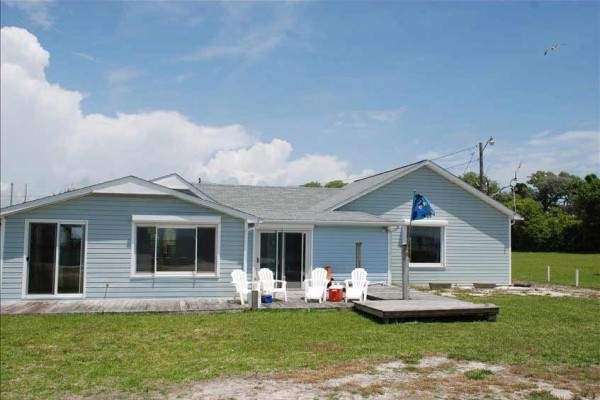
402 191 415 300
402 191 434 300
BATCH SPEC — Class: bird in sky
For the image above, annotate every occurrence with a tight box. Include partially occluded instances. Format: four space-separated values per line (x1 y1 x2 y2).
544 43 567 56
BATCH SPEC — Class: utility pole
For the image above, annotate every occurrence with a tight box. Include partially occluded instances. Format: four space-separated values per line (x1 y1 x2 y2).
24 184 28 203
479 137 495 192
9 183 13 206
479 142 484 191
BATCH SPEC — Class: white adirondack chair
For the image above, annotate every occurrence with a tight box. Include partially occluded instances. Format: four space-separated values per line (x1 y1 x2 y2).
344 268 369 302
258 268 288 302
304 268 328 303
231 269 254 305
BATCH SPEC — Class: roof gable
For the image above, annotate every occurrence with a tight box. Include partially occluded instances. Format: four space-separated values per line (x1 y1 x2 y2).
311 161 426 212
0 176 258 222
93 180 169 195
319 160 521 220
151 173 213 201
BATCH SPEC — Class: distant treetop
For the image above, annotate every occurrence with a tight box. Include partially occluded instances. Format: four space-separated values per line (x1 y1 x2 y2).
300 181 323 188
300 180 347 188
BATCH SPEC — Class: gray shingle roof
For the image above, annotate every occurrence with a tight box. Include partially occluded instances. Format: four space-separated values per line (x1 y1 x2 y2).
196 183 397 224
178 159 518 222
309 161 425 211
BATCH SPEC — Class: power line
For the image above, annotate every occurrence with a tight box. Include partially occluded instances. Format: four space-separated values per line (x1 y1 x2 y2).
443 158 480 170
430 145 478 161
462 150 476 175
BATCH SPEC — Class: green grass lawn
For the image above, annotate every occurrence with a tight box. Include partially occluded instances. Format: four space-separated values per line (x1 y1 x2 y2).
512 252 600 289
1 295 599 399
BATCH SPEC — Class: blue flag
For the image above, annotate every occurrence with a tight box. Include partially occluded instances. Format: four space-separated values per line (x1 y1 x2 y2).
411 193 435 221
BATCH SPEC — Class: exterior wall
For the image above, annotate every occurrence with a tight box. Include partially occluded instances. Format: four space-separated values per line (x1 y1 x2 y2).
312 226 388 283
339 166 511 285
1 194 245 300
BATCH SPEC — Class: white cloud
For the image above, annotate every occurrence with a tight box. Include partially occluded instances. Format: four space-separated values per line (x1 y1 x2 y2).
181 4 304 63
123 2 205 29
107 67 140 85
498 130 600 182
415 151 444 160
0 27 360 206
174 73 195 83
334 108 405 128
364 109 406 123
193 139 354 185
416 131 600 188
0 26 50 80
71 51 95 62
4 0 55 29
527 130 598 146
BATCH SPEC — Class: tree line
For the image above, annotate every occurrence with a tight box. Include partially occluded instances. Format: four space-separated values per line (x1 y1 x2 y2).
459 171 599 253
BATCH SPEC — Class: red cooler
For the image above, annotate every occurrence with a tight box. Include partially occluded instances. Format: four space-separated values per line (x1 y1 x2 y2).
328 285 344 302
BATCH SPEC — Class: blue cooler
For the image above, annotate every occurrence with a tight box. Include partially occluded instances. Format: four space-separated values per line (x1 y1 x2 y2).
261 294 273 304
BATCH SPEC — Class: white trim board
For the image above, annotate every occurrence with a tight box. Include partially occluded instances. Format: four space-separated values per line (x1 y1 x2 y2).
132 215 221 224
401 219 449 226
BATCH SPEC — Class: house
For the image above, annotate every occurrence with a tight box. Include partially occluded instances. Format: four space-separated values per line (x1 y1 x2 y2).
0 160 520 301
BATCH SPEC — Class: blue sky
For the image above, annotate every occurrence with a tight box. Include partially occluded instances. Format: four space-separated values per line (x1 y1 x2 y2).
1 1 598 204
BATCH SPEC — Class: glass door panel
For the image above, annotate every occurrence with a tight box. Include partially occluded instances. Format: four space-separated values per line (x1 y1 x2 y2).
259 232 278 277
27 223 57 295
57 224 85 294
277 232 283 280
283 233 304 287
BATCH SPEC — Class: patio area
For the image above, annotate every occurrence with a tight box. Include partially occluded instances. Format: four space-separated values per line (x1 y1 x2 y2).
0 287 355 315
0 285 499 322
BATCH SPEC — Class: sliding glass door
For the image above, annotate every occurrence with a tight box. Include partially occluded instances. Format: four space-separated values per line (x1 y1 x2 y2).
27 222 85 296
258 231 307 288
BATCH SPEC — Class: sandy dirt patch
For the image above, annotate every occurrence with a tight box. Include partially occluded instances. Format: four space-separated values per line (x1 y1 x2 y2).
160 356 599 400
431 284 599 299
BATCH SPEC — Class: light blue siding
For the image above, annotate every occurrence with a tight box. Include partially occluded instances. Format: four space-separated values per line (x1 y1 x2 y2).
1 194 245 300
313 226 388 283
339 166 510 285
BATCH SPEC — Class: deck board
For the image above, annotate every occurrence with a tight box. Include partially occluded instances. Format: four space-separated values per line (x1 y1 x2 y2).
0 286 497 321
357 285 499 322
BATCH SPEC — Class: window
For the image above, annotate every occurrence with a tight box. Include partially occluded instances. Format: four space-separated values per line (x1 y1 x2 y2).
410 226 441 264
403 219 447 268
133 222 219 276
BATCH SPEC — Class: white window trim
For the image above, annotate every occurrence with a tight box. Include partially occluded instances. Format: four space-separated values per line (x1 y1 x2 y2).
401 219 449 227
130 216 221 278
401 219 447 269
132 215 221 224
22 219 88 299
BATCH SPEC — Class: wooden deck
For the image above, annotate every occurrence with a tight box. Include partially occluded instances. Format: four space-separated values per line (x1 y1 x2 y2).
357 286 499 322
0 286 497 322
0 289 353 315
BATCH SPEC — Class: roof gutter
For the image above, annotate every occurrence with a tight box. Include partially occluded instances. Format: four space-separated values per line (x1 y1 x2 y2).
259 219 399 227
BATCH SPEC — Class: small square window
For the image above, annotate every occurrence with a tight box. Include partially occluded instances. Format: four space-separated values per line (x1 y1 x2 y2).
410 226 442 264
